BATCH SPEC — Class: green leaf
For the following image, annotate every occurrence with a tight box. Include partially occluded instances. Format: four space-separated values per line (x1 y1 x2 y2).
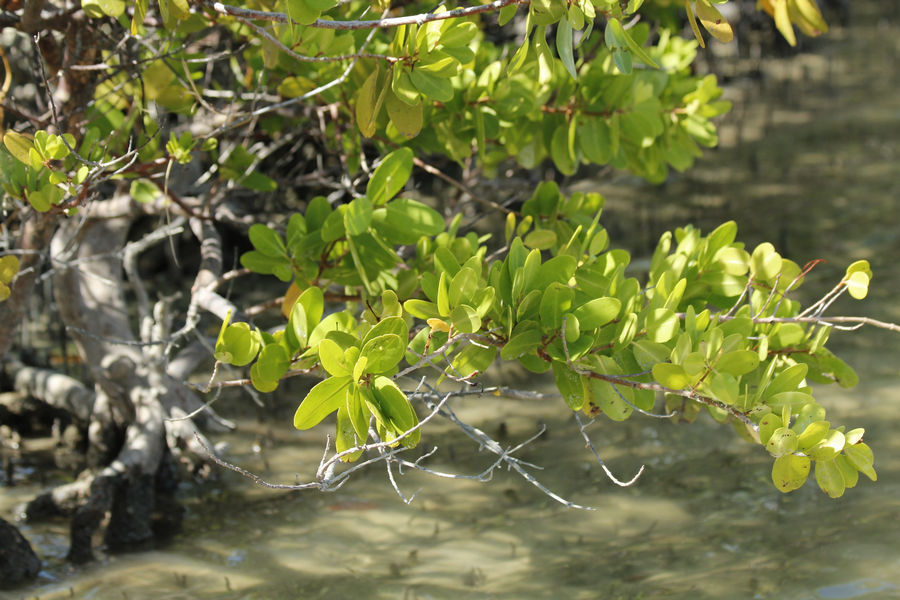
371 198 444 244
498 1 517 26
539 282 574 330
417 51 459 78
437 271 450 317
759 413 783 446
250 362 279 393
632 340 671 370
367 147 414 206
791 402 826 437
319 337 352 377
441 21 478 47
296 286 325 336
765 427 798 458
750 242 783 282
240 251 292 282
344 197 373 236
450 304 481 334
844 270 869 300
766 391 813 413
214 322 260 367
4 131 34 165
714 247 750 275
845 427 865 445
771 454 810 493
26 187 52 213
524 228 558 250
501 321 544 360
356 65 385 138
404 298 441 320
391 66 419 105
585 376 633 422
579 117 613 165
620 24 660 68
409 69 453 102
449 267 478 308
715 350 759 376
556 20 577 80
706 371 738 405
451 344 496 378
573 297 620 331
796 420 830 452
293 376 352 429
362 316 409 348
285 300 308 351
360 333 405 374
645 308 679 343
158 0 190 28
835 455 858 489
652 363 690 389
335 404 363 462
81 0 125 18
0 255 19 285
371 376 419 447
130 179 160 204
844 259 873 280
256 343 291 382
132 0 147 33
815 459 846 498
694 0 734 43
286 0 320 26
807 429 845 461
306 0 337 11
764 363 808 398
845 442 876 481
249 224 287 258
347 386 371 442
552 361 584 410
386 92 423 140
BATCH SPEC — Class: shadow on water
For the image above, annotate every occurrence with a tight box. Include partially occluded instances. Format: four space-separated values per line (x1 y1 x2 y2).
4 2 900 599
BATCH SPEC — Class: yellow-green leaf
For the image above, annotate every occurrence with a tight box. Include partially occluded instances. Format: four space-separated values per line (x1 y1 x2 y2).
694 0 733 43
0 255 19 285
355 65 386 138
3 131 33 165
294 376 352 429
771 454 810 492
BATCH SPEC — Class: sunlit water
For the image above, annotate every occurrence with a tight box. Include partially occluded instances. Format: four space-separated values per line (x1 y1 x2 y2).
3 2 900 599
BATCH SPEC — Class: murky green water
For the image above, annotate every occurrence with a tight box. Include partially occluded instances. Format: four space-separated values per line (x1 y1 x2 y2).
4 3 900 599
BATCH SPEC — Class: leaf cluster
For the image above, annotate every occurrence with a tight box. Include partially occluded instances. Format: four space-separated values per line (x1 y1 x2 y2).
215 149 877 496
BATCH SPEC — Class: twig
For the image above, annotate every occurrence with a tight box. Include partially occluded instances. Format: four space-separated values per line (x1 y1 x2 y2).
208 25 381 137
575 412 645 487
412 157 513 215
202 0 521 30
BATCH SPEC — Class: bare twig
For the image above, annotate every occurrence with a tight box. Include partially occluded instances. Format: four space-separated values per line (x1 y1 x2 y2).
574 412 645 487
202 0 520 30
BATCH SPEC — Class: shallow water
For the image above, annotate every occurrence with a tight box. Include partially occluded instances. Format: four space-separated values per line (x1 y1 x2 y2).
5 376 900 600
4 2 900 599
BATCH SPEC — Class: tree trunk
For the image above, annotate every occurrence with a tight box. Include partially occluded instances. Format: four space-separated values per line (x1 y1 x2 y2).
16 198 217 562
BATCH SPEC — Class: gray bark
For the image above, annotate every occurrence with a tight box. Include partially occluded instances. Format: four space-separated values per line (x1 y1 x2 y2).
18 197 219 561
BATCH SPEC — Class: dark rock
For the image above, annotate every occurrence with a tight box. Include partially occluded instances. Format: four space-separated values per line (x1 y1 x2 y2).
0 517 41 589
104 470 155 551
